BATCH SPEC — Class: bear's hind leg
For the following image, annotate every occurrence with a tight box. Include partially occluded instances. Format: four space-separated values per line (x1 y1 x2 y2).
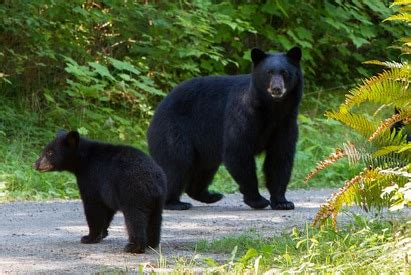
186 166 223 204
122 208 148 253
164 167 193 210
152 132 194 210
147 198 163 248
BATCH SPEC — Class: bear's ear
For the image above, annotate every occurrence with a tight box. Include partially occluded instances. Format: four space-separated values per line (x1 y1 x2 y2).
251 48 267 65
286 46 302 63
65 130 80 148
56 129 67 138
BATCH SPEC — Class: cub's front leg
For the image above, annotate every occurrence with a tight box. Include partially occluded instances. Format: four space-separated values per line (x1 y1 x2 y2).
81 199 111 243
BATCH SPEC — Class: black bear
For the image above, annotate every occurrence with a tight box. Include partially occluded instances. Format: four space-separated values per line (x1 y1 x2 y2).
33 130 166 253
147 47 303 211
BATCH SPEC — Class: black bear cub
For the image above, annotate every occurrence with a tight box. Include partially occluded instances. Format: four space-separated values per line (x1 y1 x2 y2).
148 47 303 211
33 130 166 253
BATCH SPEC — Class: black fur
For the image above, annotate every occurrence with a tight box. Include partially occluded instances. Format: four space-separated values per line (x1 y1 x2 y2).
148 47 303 210
33 130 166 253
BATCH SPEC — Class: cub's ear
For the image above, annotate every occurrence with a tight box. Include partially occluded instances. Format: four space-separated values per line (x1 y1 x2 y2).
251 48 267 65
286 46 302 63
65 130 80 148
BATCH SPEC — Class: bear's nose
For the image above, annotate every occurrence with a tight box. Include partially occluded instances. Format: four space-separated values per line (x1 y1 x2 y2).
272 87 282 95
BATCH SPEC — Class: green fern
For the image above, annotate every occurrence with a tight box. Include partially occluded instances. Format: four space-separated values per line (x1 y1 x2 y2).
340 66 410 111
308 0 411 227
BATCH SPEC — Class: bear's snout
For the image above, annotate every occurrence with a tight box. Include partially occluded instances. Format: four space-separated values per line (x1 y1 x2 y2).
268 75 286 98
33 156 53 172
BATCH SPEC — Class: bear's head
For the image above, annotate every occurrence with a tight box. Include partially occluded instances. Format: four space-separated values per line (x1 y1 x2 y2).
250 46 302 100
33 130 80 172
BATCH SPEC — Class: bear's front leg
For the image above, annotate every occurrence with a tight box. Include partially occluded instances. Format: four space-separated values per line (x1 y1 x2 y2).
81 200 109 243
224 146 270 209
264 122 298 210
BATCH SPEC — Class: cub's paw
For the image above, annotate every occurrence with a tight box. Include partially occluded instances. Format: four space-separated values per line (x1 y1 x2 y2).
124 243 145 254
165 201 192 210
196 192 224 204
81 234 102 244
244 196 270 209
271 200 295 210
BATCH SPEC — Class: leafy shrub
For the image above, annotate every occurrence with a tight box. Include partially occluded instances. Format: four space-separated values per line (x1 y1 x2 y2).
1 0 409 102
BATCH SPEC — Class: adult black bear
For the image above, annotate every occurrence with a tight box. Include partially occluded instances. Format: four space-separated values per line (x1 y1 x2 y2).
33 130 166 253
148 47 303 211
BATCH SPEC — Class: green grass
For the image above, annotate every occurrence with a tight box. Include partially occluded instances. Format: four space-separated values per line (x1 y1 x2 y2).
0 89 358 200
176 216 411 273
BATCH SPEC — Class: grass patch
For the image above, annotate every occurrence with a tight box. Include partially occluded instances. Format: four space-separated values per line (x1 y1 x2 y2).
181 216 411 273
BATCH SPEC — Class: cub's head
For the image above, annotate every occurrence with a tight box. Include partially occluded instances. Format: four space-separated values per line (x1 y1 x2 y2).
251 46 302 100
33 130 80 172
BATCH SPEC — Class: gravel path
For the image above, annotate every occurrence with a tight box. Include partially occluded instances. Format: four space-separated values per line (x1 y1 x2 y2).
1 189 337 272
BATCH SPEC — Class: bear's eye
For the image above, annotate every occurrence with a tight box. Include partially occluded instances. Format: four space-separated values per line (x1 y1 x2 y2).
46 151 53 157
281 70 289 78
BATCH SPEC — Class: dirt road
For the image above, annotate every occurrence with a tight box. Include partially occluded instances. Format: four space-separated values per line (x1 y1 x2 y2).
1 189 337 272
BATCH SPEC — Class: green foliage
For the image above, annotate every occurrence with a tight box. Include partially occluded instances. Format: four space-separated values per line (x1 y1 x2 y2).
180 217 410 273
306 1 411 227
1 0 409 100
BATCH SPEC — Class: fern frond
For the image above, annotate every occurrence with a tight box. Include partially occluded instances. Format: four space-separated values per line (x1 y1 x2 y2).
368 110 411 141
326 111 378 137
384 13 411 22
374 144 411 156
313 168 407 227
390 0 411 7
362 153 410 169
400 37 411 46
344 142 361 164
363 60 404 69
341 67 410 110
305 148 346 183
313 169 368 228
371 124 411 148
379 167 411 179
305 142 361 183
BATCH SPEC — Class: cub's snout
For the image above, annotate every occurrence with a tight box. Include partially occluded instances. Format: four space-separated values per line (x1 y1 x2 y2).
33 156 53 172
